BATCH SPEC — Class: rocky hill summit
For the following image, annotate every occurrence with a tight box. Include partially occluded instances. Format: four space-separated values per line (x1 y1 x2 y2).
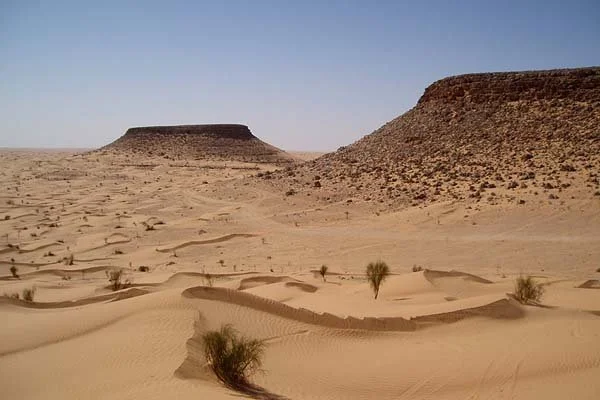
263 67 600 207
100 124 296 165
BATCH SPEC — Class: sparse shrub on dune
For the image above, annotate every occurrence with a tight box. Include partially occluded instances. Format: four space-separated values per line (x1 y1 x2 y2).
108 269 130 291
319 265 328 282
412 265 423 272
202 324 265 388
514 275 544 304
63 253 74 266
22 287 36 302
366 260 390 299
142 221 155 231
10 265 19 279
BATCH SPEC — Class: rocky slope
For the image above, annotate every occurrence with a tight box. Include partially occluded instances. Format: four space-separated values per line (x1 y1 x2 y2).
99 124 296 165
262 67 600 207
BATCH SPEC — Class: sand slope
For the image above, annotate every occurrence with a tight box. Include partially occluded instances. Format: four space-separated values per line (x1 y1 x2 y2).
1 149 599 399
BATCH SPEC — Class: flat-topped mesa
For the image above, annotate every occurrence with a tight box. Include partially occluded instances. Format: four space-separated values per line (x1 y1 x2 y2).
418 67 600 105
266 66 600 208
123 124 256 140
101 124 296 165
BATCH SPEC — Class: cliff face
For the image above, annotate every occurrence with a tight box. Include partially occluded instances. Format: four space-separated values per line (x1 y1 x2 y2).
264 67 600 207
418 68 600 104
101 124 295 165
122 124 256 141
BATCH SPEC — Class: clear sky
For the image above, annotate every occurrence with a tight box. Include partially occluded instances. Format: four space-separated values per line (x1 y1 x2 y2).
1 1 599 151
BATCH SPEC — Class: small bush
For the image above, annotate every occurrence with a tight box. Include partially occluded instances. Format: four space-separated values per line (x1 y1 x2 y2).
514 275 544 304
114 249 124 255
202 324 265 387
319 265 328 282
412 265 423 272
10 265 19 279
138 266 149 272
63 253 74 266
142 222 155 231
366 260 390 299
108 269 130 291
204 273 214 287
22 287 36 302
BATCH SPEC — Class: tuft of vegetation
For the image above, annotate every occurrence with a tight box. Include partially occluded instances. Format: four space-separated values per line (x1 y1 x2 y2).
10 265 19 279
108 269 130 291
319 265 328 282
412 265 423 272
138 266 150 272
142 222 155 231
22 287 36 302
204 273 214 287
114 249 124 255
366 260 390 299
63 253 74 266
514 275 544 304
202 324 265 388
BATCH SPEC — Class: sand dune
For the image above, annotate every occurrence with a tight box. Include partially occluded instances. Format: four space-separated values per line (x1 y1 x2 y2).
1 149 599 399
155 233 257 253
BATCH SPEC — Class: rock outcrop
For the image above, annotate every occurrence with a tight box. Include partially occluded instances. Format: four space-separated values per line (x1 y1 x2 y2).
100 124 296 165
263 67 600 207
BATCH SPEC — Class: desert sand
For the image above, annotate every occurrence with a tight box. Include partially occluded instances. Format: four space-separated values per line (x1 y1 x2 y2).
1 146 599 400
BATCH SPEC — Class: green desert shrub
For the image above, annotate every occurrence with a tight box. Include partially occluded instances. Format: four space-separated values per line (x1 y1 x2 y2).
366 260 390 299
319 265 328 282
412 265 423 272
108 269 130 291
514 275 544 304
202 324 265 387
63 253 74 266
204 273 214 287
22 287 36 302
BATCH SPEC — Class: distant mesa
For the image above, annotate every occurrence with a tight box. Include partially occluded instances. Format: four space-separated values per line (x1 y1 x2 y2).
100 124 296 165
273 67 600 206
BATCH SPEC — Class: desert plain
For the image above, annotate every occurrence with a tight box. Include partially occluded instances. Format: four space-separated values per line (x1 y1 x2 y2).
0 147 599 400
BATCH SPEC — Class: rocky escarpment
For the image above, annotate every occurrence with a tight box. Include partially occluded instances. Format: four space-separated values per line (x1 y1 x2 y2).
100 124 296 165
262 67 600 208
418 68 599 104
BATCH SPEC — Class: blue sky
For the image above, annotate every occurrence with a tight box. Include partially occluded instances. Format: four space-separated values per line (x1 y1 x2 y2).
1 1 599 151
